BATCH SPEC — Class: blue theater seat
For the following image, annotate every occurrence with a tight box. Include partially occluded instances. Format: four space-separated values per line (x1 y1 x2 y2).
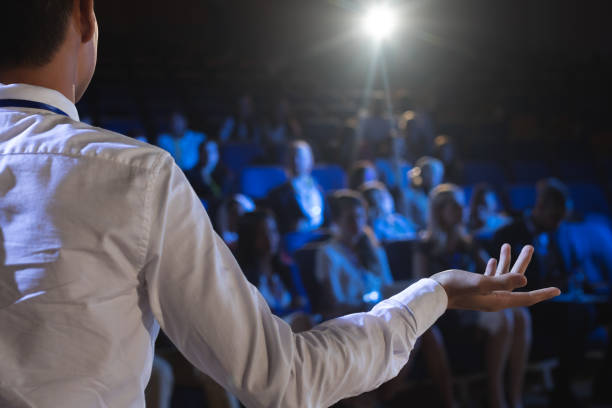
283 231 331 254
374 159 412 189
506 184 536 213
462 161 506 186
311 165 347 192
240 166 287 199
568 183 610 215
220 143 264 176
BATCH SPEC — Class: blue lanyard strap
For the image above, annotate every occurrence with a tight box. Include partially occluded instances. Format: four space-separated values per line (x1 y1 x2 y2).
0 99 70 118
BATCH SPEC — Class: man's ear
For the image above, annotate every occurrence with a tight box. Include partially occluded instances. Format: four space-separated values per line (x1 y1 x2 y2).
76 0 96 43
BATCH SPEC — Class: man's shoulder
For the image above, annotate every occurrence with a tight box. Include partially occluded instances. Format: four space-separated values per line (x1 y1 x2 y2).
54 120 174 171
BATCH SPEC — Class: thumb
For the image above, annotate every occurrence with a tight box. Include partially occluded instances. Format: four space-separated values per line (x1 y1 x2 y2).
479 273 527 293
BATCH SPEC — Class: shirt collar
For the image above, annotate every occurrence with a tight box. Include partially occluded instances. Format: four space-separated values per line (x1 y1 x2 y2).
0 83 80 122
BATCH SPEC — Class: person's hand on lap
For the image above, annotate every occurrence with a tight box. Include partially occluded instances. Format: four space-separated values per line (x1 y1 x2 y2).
431 244 561 311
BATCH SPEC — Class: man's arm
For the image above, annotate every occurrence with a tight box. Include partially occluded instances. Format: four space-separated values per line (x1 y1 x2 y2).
143 158 446 407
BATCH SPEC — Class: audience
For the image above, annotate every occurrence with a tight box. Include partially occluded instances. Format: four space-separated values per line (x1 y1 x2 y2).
96 85 609 406
413 184 532 408
360 181 417 242
266 140 326 234
315 190 394 317
398 156 445 231
157 111 207 171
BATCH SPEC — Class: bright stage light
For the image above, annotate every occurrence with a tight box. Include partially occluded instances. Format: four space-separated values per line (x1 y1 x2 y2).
363 5 397 40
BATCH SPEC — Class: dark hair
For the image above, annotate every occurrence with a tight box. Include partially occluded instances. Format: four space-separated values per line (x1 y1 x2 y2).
237 210 274 270
536 178 569 209
1 1 74 69
329 190 366 222
348 161 377 190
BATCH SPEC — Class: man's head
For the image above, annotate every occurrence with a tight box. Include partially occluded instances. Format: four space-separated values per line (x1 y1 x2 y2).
287 140 314 178
330 190 368 245
532 178 569 232
0 0 98 102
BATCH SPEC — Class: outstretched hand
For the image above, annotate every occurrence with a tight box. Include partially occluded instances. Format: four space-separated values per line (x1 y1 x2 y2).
431 244 561 311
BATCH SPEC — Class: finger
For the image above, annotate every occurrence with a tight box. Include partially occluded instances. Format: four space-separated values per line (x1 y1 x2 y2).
478 273 527 294
495 244 511 276
510 245 534 275
484 258 497 276
491 287 561 310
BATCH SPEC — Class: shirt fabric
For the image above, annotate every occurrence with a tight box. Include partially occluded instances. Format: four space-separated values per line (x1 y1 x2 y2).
0 83 448 408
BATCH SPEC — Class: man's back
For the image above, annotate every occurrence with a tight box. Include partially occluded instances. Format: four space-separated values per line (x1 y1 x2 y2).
0 83 165 407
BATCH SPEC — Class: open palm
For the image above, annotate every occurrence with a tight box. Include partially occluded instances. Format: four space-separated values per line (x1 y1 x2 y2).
431 244 561 311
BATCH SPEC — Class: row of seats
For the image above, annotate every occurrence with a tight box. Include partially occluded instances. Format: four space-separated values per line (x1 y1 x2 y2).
239 163 611 216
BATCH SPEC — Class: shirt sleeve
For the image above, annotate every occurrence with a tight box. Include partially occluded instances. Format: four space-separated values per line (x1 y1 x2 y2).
143 157 448 408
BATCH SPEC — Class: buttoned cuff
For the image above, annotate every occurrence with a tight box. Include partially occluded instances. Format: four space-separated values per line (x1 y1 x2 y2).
388 278 448 337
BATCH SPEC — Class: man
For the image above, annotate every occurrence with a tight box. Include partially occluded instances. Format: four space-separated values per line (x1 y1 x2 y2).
494 178 600 406
0 1 559 407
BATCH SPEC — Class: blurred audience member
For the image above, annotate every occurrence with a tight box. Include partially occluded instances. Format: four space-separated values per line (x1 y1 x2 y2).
494 178 570 291
217 194 255 250
263 97 302 162
433 135 462 183
360 181 417 242
157 111 206 171
315 191 394 317
468 183 511 239
267 141 325 234
414 184 531 408
236 210 314 331
185 139 234 215
398 156 445 231
219 94 262 143
355 96 394 159
494 178 597 406
348 160 378 190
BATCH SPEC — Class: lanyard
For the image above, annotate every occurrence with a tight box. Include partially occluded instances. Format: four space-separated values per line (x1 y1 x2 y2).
0 99 70 118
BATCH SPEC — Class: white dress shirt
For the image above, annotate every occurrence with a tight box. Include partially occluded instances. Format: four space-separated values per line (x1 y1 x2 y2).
0 83 448 408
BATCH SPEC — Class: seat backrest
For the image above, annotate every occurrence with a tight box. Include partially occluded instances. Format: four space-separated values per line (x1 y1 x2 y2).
240 166 287 199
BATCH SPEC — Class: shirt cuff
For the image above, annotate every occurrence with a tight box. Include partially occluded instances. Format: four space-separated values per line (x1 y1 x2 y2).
388 278 448 337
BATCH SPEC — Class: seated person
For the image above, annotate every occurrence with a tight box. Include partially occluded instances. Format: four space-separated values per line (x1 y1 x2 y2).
467 183 511 239
185 139 234 215
218 94 262 143
266 140 326 234
398 156 444 231
360 181 417 242
157 111 206 171
263 97 302 163
236 210 314 331
494 178 602 405
414 184 531 408
348 160 379 190
315 190 394 318
216 194 255 250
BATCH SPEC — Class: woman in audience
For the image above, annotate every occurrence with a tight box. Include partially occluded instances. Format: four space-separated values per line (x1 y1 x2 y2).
360 181 417 242
413 184 531 408
236 210 314 331
468 183 511 239
348 160 378 190
185 139 234 218
398 156 445 231
315 190 394 317
267 140 326 234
